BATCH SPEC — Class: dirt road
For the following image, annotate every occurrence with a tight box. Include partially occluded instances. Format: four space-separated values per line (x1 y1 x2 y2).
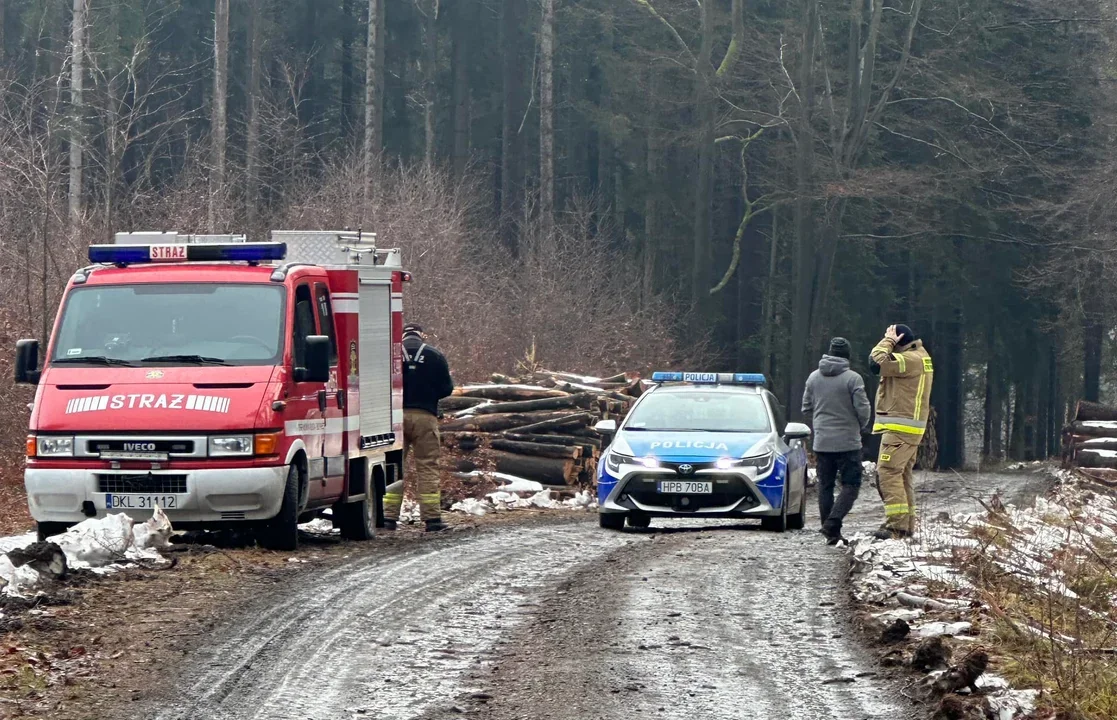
141 470 1050 720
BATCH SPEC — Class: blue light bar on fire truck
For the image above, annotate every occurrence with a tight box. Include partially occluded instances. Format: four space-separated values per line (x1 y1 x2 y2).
651 371 767 386
88 242 288 265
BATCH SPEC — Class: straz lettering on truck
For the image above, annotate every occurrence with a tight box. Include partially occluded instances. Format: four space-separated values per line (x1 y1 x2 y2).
65 394 231 414
648 439 731 451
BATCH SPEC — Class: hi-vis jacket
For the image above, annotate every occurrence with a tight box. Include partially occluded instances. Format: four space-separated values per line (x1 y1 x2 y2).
869 337 933 444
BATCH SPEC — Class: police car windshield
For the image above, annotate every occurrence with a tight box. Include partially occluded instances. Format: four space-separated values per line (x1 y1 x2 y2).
624 390 771 433
51 283 286 366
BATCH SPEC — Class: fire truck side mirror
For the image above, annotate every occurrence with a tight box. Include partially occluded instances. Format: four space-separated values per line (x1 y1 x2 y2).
295 335 331 384
15 339 41 385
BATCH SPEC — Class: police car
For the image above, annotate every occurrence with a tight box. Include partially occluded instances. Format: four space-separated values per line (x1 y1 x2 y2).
594 372 811 531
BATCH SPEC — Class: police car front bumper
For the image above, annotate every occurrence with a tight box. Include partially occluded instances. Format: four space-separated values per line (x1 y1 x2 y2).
25 465 287 525
600 466 781 517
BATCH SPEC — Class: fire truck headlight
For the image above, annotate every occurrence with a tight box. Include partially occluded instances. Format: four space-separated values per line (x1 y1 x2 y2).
208 435 254 457
33 436 74 457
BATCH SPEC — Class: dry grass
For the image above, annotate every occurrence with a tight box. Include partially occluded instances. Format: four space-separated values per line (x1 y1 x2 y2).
960 497 1117 720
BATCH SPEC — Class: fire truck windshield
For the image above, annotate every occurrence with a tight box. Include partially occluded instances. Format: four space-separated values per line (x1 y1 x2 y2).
50 283 286 367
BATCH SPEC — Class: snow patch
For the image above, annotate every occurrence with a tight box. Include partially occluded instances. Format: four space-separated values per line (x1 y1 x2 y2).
298 517 339 535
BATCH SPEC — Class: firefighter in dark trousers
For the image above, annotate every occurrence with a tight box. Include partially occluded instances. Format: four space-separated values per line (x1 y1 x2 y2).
383 324 454 532
869 324 933 540
801 337 872 545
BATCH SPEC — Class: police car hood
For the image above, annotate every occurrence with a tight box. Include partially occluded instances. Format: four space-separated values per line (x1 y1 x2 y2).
620 430 771 463
32 365 278 433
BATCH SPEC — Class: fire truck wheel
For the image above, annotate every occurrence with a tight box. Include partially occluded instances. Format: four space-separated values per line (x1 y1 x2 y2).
259 464 300 551
336 479 377 541
36 522 73 541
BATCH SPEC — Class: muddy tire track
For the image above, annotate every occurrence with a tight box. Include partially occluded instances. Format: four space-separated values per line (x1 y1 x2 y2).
445 522 916 720
143 522 631 720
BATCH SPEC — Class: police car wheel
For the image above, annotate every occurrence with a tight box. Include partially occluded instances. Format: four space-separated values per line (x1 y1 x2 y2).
760 475 789 533
259 464 300 551
599 513 626 530
787 484 806 531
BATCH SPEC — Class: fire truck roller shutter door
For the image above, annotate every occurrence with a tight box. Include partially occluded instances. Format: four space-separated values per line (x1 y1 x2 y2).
358 281 393 441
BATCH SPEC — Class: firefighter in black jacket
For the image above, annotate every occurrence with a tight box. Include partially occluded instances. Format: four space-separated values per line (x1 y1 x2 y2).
383 323 455 532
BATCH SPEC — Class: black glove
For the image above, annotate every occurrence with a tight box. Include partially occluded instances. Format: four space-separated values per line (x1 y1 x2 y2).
869 359 881 376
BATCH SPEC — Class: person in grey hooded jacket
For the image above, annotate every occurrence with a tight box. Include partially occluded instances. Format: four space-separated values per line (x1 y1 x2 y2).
801 337 872 543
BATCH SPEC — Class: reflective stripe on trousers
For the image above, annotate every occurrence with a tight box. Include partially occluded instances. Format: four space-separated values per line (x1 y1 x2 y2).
383 409 442 522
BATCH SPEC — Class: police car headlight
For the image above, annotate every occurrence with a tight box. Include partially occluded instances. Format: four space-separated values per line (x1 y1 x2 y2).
208 435 254 457
605 451 633 473
33 436 74 457
715 457 740 470
741 452 774 473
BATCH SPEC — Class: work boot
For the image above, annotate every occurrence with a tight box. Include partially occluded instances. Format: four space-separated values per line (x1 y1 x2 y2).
872 527 911 541
383 519 397 531
424 518 447 533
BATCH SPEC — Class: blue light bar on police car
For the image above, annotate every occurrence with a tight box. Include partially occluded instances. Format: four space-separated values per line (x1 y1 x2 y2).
651 371 767 386
89 242 287 265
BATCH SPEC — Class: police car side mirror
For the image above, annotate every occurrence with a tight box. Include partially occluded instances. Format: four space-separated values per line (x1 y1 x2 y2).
296 335 331 384
594 419 617 435
15 339 41 385
783 422 811 442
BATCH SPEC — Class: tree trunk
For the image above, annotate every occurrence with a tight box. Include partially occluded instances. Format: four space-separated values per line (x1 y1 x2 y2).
691 0 715 314
489 439 581 460
245 0 262 229
68 0 86 231
209 0 229 233
762 207 780 382
450 0 472 176
1034 343 1050 460
468 392 595 416
1009 383 1026 461
363 0 384 205
937 304 965 469
491 452 576 485
441 411 591 434
539 0 555 235
788 0 818 418
1049 348 1062 457
499 0 525 254
1083 308 1103 403
1073 400 1117 422
341 0 356 137
982 326 997 463
642 128 659 308
421 0 437 170
1075 450 1117 470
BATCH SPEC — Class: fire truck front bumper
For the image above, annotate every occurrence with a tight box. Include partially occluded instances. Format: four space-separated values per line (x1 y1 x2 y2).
25 465 288 526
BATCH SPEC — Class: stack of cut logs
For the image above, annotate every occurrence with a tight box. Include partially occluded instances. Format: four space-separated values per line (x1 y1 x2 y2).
438 371 642 488
1062 400 1117 488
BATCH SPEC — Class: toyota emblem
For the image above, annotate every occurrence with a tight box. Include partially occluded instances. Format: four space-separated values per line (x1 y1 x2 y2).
677 464 694 476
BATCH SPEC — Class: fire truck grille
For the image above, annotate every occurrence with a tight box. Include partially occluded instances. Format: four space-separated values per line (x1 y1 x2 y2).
96 474 188 494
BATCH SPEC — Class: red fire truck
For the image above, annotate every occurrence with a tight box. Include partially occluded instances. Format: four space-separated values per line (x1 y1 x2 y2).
15 230 407 550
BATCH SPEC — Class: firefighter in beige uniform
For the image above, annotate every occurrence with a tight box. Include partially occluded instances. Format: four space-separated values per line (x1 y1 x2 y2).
869 324 933 539
383 324 454 532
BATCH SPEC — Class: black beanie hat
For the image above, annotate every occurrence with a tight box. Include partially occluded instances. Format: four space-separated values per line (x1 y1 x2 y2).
828 337 851 359
895 324 916 346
